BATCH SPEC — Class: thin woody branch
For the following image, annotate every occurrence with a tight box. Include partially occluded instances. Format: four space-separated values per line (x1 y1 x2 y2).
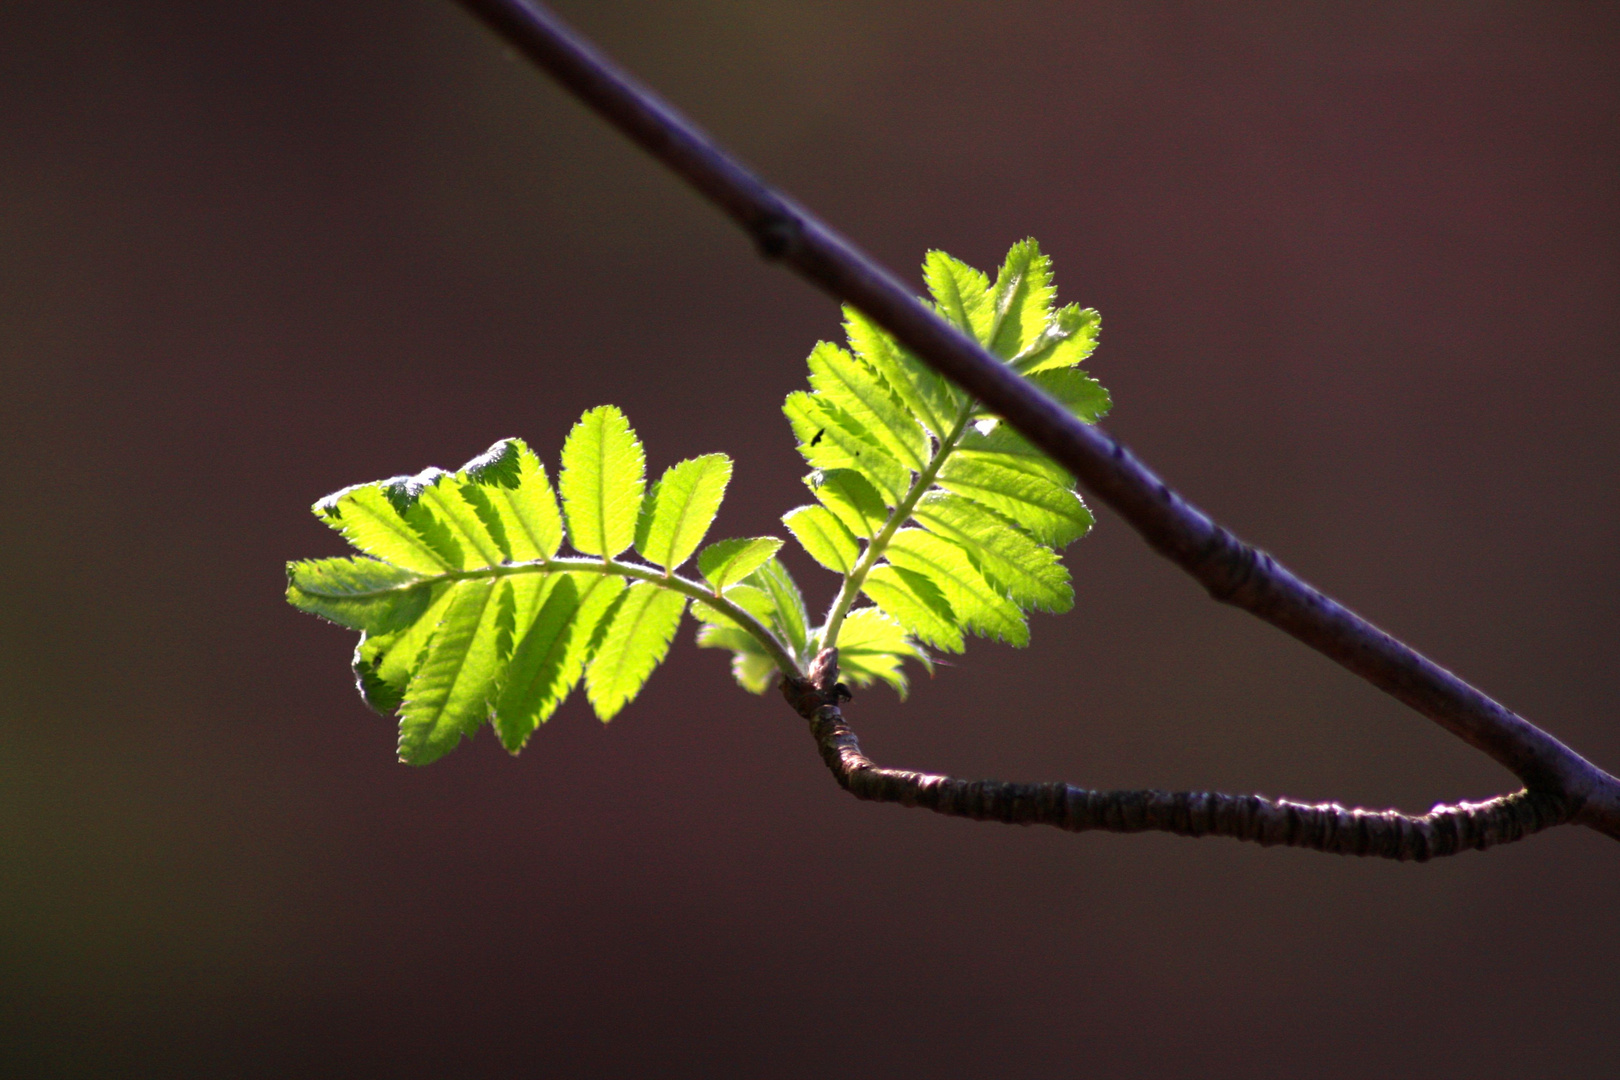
449 0 1620 843
783 656 1570 860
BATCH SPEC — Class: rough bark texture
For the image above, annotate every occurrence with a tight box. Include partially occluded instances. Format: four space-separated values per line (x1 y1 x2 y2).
784 656 1570 860
451 0 1620 847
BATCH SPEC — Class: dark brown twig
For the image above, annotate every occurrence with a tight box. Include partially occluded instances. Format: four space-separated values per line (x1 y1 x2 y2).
449 0 1620 845
784 657 1569 859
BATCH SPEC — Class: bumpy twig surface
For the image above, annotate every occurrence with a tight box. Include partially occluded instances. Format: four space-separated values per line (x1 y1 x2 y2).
783 652 1570 860
450 0 1620 848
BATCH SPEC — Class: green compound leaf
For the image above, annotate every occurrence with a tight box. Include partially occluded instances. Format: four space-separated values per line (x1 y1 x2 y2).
807 468 889 539
560 405 646 558
697 536 784 592
910 492 1073 613
842 307 956 440
923 250 992 343
806 342 930 472
635 453 731 571
936 455 1093 548
458 438 565 561
782 504 860 575
779 239 1109 692
291 407 801 765
987 238 1055 361
398 578 511 765
835 608 929 698
292 240 1111 760
744 557 810 664
286 557 430 634
586 582 687 721
860 564 963 653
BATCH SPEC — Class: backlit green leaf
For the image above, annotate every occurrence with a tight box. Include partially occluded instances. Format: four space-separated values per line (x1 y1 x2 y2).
783 504 860 575
806 342 929 471
314 479 459 574
695 623 776 694
955 423 1073 487
1013 304 1100 376
842 307 956 439
807 468 889 539
936 455 1093 548
560 405 646 558
398 579 509 765
286 557 430 634
783 391 910 504
410 469 508 569
923 250 991 343
910 492 1073 612
697 536 784 592
635 453 731 570
690 584 775 629
861 564 963 653
458 438 564 561
836 607 929 698
491 575 581 752
987 238 1054 360
1029 367 1111 424
585 582 686 721
885 528 1028 646
744 557 809 662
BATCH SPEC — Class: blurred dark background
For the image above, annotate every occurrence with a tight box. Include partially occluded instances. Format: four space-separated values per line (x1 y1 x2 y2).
3 1 1617 1076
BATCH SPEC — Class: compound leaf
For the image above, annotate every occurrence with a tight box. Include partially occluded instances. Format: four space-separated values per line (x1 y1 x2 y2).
836 607 929 698
398 578 510 765
936 455 1093 548
783 504 860 575
286 557 430 634
560 405 646 558
807 468 889 539
910 492 1073 613
585 582 687 721
697 536 784 592
860 564 963 653
987 238 1055 361
636 453 731 571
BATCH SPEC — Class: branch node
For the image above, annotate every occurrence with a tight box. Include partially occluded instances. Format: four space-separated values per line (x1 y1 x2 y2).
752 212 803 261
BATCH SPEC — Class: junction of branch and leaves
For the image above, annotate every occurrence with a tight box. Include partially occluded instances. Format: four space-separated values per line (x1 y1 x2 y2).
289 0 1619 858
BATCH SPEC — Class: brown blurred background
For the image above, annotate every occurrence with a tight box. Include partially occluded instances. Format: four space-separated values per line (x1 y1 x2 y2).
3 1 1617 1075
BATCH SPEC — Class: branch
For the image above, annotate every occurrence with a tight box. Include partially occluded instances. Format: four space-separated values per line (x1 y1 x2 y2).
448 0 1620 843
781 655 1570 859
